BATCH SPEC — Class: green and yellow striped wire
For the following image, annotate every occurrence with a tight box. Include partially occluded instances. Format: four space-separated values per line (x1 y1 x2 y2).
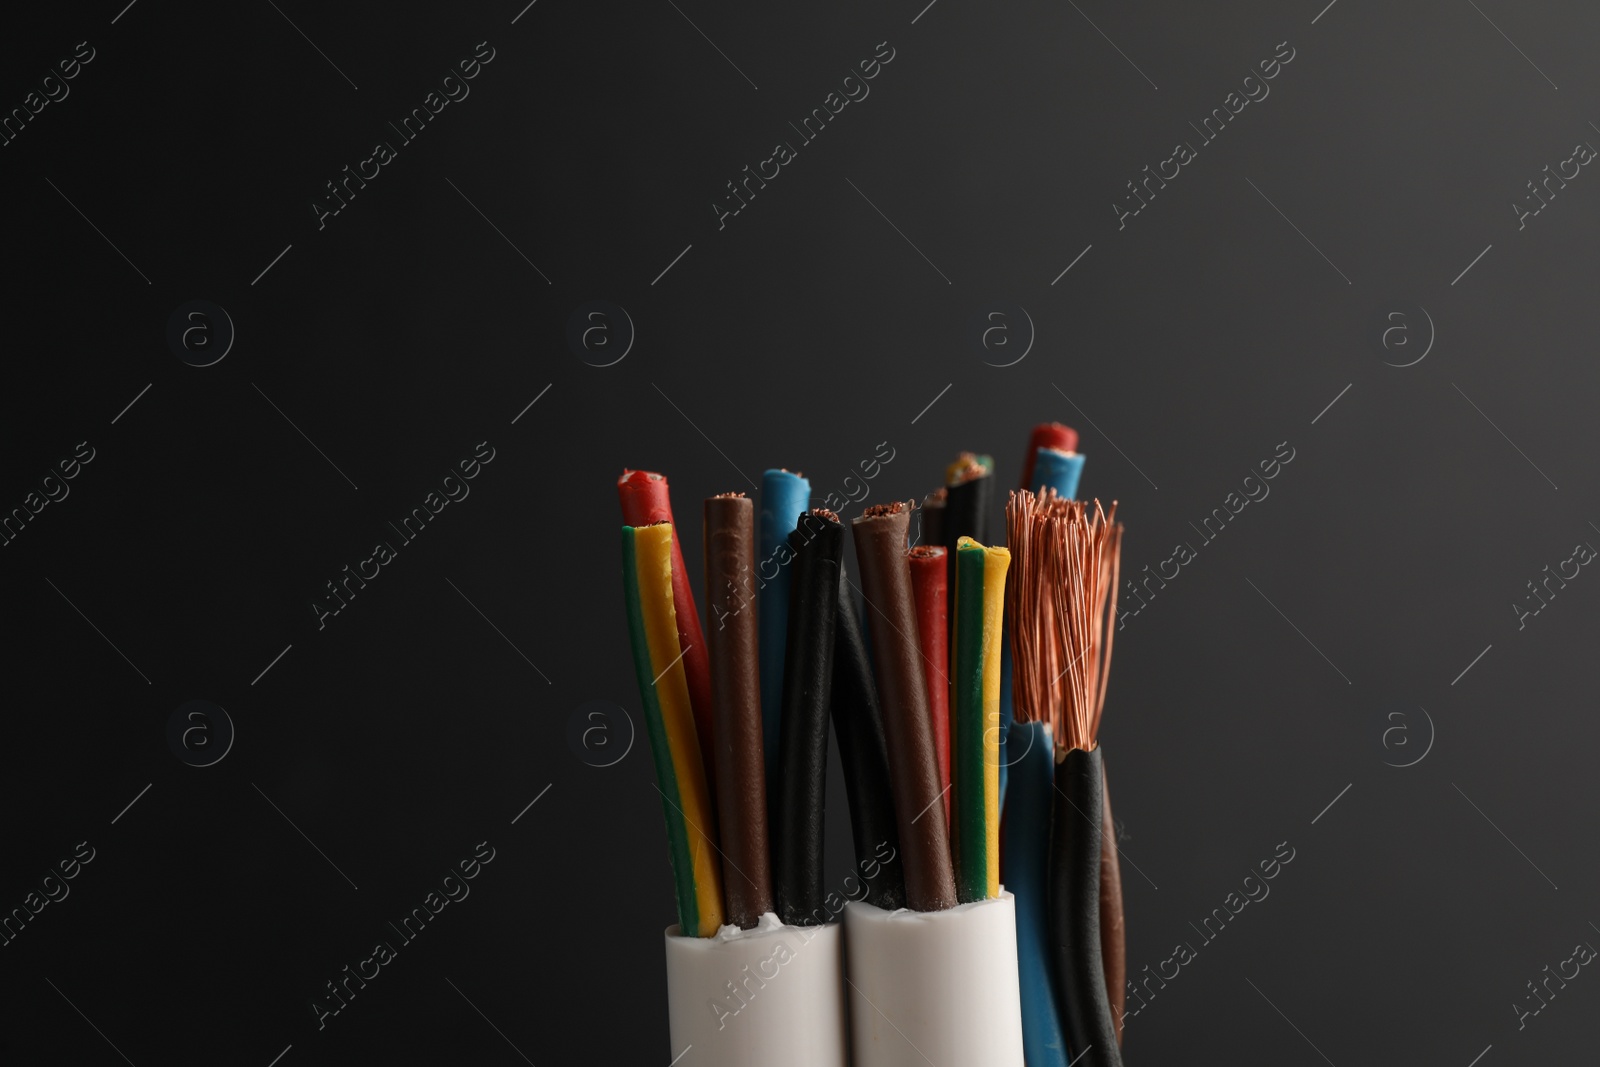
952 535 1010 903
621 523 725 937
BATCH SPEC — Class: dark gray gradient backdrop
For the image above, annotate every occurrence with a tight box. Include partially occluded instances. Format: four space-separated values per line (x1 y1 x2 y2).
3 0 1597 1063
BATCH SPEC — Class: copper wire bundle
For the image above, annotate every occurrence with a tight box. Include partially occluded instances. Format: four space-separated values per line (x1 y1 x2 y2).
1005 490 1122 751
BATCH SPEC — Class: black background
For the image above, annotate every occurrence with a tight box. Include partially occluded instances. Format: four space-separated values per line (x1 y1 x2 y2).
3 0 1598 1064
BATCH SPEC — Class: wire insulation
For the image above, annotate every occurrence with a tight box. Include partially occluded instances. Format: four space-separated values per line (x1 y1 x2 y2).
1050 746 1122 1067
1003 720 1069 1066
621 522 724 938
850 501 958 912
703 493 772 929
952 536 1009 902
831 571 907 911
944 457 993 742
943 456 994 552
759 469 811 783
1031 447 1085 499
774 509 843 926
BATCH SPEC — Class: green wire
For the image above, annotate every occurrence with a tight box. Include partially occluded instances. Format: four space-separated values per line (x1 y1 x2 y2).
620 526 701 936
953 538 990 903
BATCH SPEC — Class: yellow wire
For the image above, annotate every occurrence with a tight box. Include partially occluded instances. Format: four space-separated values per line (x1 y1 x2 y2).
634 524 724 934
981 544 1010 899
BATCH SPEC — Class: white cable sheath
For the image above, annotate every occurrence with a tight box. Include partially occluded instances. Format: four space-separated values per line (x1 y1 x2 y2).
664 913 847 1067
844 892 1025 1067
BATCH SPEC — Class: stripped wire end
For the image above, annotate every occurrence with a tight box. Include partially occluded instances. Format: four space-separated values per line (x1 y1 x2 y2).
1005 490 1124 755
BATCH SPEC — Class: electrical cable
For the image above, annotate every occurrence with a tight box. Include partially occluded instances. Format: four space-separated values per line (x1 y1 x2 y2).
943 456 993 701
830 569 906 911
621 521 724 938
850 501 958 912
952 535 1009 903
703 493 772 929
619 440 1127 1064
1051 746 1120 1067
943 454 994 550
759 469 811 784
774 509 844 926
619 470 716 790
908 545 950 824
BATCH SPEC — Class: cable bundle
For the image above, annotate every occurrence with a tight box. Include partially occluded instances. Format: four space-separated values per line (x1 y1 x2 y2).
616 426 1130 1067
623 484 848 1067
617 478 936 937
843 508 1021 1067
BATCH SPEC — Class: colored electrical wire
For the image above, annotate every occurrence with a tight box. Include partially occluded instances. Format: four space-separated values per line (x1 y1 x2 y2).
1099 766 1126 1043
943 456 993 697
1052 746 1120 1067
703 493 772 929
1032 447 1085 499
951 535 1008 903
908 545 950 823
774 509 843 926
758 468 811 784
1020 422 1078 494
1002 720 1068 1066
945 455 992 803
1056 502 1132 1062
943 453 994 550
619 470 715 790
831 569 907 911
850 501 957 913
620 522 724 938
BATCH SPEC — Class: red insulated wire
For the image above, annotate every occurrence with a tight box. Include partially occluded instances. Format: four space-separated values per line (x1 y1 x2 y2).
908 545 950 825
617 470 716 787
1019 422 1079 491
